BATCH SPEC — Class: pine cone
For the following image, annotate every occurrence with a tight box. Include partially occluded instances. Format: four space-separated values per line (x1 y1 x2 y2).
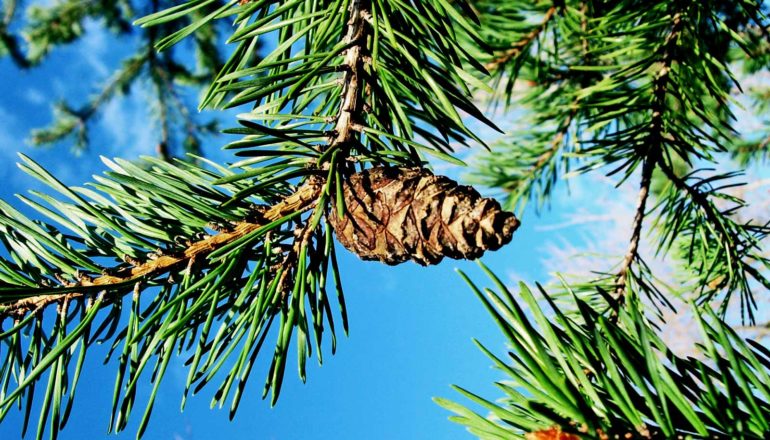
329 167 519 266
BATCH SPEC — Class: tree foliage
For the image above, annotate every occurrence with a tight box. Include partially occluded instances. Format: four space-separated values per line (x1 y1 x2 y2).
439 1 770 439
439 267 770 439
1 0 228 157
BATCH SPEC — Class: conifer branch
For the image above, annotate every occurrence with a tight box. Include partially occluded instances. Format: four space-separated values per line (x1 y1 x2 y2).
442 3 770 438
0 180 324 319
484 5 556 72
12 1 223 155
0 1 502 436
522 105 576 189
266 0 370 297
612 10 684 312
29 54 147 147
658 161 770 293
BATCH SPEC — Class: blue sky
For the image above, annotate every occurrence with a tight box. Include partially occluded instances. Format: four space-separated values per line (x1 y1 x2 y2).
1 9 769 440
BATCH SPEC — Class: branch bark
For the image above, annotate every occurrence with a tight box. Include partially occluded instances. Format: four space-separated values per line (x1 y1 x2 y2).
331 0 369 151
613 157 655 310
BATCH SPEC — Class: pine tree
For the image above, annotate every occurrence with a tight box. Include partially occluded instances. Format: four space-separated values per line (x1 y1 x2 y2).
0 1 768 440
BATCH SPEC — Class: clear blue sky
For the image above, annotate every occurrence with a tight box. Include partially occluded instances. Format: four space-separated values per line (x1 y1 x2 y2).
0 14 689 440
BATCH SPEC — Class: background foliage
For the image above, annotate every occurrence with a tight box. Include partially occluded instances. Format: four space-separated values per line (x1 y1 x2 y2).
1 0 227 157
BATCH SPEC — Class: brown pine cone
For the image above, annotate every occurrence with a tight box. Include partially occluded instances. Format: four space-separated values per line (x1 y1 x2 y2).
329 167 519 266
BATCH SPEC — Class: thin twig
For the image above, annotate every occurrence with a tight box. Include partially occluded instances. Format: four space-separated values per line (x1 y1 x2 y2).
155 75 171 160
159 64 205 156
153 64 172 161
658 162 749 277
521 104 577 188
149 0 172 161
484 6 556 72
611 11 684 316
613 157 655 312
659 161 770 296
